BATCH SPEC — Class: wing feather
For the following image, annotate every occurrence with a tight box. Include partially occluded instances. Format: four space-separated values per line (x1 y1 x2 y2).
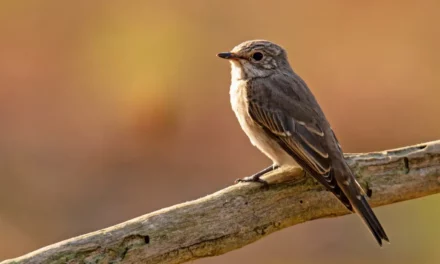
246 76 350 207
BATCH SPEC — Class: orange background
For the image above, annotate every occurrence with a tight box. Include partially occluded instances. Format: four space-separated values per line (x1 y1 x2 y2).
0 1 439 263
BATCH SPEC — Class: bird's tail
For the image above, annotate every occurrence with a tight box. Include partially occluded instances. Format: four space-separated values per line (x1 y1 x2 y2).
347 186 389 246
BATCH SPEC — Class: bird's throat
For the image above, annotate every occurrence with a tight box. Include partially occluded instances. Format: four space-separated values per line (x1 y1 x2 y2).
230 61 246 81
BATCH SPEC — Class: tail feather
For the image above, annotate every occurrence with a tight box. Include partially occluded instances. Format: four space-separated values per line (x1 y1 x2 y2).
351 194 389 246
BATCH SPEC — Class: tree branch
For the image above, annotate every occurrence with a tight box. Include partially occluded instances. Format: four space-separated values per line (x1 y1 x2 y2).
2 141 440 264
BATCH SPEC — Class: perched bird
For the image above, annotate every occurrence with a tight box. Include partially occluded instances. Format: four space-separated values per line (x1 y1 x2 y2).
217 40 389 246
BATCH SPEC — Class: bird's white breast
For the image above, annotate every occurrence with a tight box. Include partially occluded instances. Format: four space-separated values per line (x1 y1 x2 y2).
229 79 252 137
229 74 296 166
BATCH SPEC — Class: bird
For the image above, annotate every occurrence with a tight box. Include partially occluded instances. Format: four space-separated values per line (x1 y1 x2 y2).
217 40 389 246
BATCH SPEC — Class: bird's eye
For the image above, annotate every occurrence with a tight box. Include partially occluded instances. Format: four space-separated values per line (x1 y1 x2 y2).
252 52 264 61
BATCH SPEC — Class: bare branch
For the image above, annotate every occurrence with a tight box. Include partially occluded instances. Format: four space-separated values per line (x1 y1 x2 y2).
2 141 440 264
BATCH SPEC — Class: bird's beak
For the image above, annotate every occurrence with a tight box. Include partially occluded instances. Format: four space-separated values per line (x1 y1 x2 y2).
217 52 239 60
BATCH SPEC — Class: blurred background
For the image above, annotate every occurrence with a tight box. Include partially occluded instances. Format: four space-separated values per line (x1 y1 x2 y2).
1 0 439 263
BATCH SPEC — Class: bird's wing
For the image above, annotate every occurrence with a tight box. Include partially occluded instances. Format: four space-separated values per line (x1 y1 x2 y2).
247 76 348 204
248 75 389 244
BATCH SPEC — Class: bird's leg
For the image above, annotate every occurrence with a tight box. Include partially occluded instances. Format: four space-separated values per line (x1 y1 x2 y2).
235 164 280 185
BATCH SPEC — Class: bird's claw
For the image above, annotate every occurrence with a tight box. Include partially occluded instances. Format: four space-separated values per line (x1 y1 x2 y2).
235 176 269 187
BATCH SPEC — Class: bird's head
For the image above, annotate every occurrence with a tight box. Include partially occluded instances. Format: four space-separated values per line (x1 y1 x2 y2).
217 40 291 80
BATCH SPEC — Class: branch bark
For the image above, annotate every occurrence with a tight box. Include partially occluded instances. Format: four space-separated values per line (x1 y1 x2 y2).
2 141 440 264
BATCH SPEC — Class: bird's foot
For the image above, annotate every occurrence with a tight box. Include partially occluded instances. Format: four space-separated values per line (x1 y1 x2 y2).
235 174 269 187
235 165 279 187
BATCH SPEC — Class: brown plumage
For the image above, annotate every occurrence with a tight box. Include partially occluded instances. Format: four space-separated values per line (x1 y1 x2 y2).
217 40 389 246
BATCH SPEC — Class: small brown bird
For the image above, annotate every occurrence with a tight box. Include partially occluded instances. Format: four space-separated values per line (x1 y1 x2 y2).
217 40 389 246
